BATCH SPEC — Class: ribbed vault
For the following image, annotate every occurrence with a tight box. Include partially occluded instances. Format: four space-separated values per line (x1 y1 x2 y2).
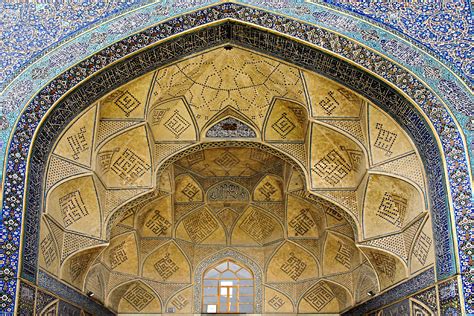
37 46 435 314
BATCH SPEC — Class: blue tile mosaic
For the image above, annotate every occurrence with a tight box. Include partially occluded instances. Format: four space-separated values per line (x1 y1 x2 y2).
0 1 151 89
35 289 56 315
439 278 463 315
18 282 35 316
413 286 438 314
343 268 435 315
241 0 474 168
1 0 472 181
1 1 471 88
38 271 114 316
322 1 473 85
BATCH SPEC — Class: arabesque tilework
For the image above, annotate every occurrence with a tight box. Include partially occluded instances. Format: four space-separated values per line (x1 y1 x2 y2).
0 1 150 89
0 2 472 315
17 279 111 316
322 1 473 85
1 1 472 87
438 277 464 315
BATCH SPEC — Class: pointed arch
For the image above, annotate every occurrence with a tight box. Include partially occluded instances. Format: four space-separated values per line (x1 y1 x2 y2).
193 248 264 313
206 116 257 139
1 8 467 314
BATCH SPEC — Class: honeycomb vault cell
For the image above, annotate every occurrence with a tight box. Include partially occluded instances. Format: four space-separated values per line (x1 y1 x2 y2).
39 47 433 314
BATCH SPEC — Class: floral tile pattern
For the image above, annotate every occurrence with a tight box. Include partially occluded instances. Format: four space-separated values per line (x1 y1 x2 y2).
1 1 472 88
0 1 151 89
322 1 473 85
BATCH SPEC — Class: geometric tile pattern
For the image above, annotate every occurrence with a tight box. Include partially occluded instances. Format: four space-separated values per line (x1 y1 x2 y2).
1 1 472 184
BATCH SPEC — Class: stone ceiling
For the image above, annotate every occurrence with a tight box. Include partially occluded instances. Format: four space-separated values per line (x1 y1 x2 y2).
37 46 435 314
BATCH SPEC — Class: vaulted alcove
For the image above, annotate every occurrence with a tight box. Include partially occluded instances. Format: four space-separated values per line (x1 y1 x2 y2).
33 46 436 315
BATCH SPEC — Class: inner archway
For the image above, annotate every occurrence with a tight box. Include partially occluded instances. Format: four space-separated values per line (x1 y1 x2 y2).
31 45 437 314
202 259 254 313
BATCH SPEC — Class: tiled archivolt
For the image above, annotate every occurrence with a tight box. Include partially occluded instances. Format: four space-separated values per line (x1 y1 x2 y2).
36 47 436 314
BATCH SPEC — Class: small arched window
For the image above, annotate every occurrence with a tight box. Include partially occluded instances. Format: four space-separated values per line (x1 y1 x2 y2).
202 260 254 313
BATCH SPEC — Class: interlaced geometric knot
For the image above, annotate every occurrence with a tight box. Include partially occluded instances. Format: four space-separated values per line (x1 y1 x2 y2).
59 190 88 227
123 284 154 311
66 126 88 160
164 110 191 138
183 209 219 243
289 208 315 236
374 123 397 156
304 283 335 311
319 90 339 115
239 208 275 244
334 240 352 269
180 182 200 201
154 252 180 280
171 294 188 310
257 181 278 201
312 150 351 186
151 108 168 126
268 295 285 310
114 90 141 117
312 146 363 186
214 150 240 171
109 240 128 269
145 210 171 236
377 192 407 228
271 112 295 138
40 234 56 267
111 148 151 184
186 150 205 165
280 252 306 281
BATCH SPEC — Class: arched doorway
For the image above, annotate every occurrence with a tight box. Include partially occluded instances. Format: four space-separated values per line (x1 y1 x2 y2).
202 260 254 313
25 44 437 314
2 11 466 314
